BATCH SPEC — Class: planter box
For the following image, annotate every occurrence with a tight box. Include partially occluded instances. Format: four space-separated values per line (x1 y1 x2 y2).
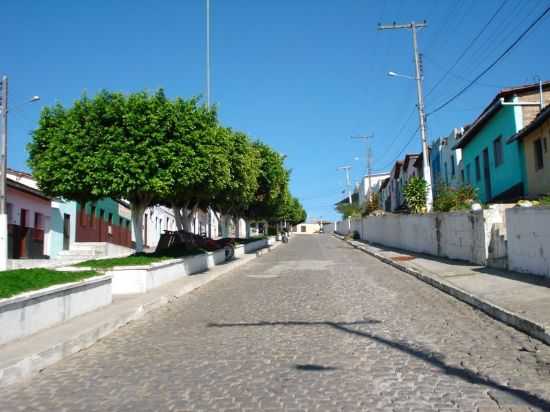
109 248 231 295
0 275 112 346
234 244 245 258
243 239 268 253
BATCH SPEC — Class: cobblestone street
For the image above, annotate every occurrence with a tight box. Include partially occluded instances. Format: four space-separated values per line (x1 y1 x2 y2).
2 235 550 411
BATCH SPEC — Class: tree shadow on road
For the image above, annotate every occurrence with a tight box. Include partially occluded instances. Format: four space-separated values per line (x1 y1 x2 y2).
208 319 550 410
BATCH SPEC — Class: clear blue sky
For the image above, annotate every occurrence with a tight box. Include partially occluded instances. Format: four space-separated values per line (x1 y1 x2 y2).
3 1 549 221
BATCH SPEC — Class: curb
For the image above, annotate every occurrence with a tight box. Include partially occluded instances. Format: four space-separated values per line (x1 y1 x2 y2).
0 242 281 387
334 234 550 346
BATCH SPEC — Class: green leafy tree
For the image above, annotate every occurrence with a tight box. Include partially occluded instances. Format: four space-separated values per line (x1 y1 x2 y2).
362 193 380 216
162 100 230 232
210 129 260 237
246 142 289 223
30 89 186 252
402 176 428 213
335 202 362 219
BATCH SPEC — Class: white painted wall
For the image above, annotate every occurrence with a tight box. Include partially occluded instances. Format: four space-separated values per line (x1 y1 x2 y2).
0 275 112 345
338 207 508 266
507 207 550 278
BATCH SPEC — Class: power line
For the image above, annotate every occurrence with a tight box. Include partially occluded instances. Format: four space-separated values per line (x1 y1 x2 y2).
428 5 550 117
426 0 509 98
375 126 420 171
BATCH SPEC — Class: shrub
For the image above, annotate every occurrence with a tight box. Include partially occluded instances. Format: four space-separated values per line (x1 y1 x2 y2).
434 184 477 212
352 230 361 240
402 177 427 213
362 193 380 216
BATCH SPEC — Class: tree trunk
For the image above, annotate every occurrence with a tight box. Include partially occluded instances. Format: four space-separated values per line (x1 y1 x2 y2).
173 206 184 231
131 203 147 253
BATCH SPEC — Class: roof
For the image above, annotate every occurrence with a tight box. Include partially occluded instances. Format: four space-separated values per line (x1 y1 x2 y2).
508 104 550 143
455 81 550 149
390 161 403 179
7 168 35 179
403 153 420 170
379 177 390 190
7 178 51 201
335 191 359 206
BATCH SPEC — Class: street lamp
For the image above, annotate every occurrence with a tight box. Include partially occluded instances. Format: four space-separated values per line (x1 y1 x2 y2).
387 71 417 80
0 75 41 270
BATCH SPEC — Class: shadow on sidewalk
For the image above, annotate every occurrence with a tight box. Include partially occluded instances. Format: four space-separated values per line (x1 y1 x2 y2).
208 319 550 410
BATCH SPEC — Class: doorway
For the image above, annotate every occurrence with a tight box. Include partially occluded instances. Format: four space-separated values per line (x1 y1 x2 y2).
63 214 71 250
19 209 28 258
483 148 492 201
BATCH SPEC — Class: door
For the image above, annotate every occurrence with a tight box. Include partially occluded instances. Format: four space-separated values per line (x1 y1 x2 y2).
483 148 492 201
63 214 71 250
19 209 28 258
98 209 105 241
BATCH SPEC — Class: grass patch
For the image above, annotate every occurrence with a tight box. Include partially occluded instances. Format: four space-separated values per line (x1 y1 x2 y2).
0 268 99 299
76 245 206 269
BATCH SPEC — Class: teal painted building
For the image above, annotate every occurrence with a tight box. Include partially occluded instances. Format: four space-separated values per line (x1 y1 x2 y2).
49 199 77 258
455 83 550 203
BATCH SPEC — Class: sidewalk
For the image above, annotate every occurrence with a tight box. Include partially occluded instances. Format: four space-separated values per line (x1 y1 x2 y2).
337 235 550 346
0 242 281 387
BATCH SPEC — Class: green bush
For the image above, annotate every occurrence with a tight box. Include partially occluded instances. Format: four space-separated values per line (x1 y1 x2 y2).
362 193 380 216
434 184 477 212
539 195 550 206
402 177 427 213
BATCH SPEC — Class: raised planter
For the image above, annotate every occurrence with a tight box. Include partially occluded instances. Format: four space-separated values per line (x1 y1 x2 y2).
234 244 245 258
0 274 112 346
109 253 209 295
243 239 268 253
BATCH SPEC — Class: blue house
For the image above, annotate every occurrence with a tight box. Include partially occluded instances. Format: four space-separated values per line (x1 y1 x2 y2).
454 82 550 203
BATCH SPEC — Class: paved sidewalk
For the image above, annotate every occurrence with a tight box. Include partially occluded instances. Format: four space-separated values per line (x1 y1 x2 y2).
0 242 281 387
340 236 550 346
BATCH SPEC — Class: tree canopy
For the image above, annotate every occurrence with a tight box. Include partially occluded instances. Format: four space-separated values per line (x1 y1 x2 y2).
29 88 305 248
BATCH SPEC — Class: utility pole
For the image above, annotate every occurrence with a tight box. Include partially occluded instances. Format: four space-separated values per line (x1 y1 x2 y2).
337 165 353 232
351 134 374 202
379 21 433 212
206 0 211 109
0 76 8 270
337 165 353 204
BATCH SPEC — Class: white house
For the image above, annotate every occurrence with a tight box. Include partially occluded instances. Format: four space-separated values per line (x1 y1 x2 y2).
358 172 390 206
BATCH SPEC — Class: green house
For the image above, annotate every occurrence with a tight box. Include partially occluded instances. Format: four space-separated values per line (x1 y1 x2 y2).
454 82 550 203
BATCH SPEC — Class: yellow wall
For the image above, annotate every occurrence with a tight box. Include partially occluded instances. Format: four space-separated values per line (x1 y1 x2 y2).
293 223 320 234
523 117 550 196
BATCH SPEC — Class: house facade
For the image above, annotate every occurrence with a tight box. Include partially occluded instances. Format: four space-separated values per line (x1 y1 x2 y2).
431 128 464 191
455 82 550 203
6 178 52 259
358 172 390 206
389 161 403 212
508 104 550 197
76 199 132 248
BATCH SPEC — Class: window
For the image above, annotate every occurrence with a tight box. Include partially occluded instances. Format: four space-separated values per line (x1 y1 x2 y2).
461 170 465 183
451 155 455 177
301 225 306 233
6 203 12 222
534 138 544 171
444 163 448 183
466 164 472 184
475 156 481 181
493 136 503 167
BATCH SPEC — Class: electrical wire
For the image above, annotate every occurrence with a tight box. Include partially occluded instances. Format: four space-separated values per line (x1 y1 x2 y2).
426 0 509 98
427 5 550 117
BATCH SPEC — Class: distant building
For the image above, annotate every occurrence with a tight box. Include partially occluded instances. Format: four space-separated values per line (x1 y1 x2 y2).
358 172 390 206
430 128 465 192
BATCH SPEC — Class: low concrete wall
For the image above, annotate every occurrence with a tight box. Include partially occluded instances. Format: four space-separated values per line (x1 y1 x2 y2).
110 254 209 295
0 275 112 346
361 207 508 266
507 207 550 278
243 239 268 254
109 239 274 295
